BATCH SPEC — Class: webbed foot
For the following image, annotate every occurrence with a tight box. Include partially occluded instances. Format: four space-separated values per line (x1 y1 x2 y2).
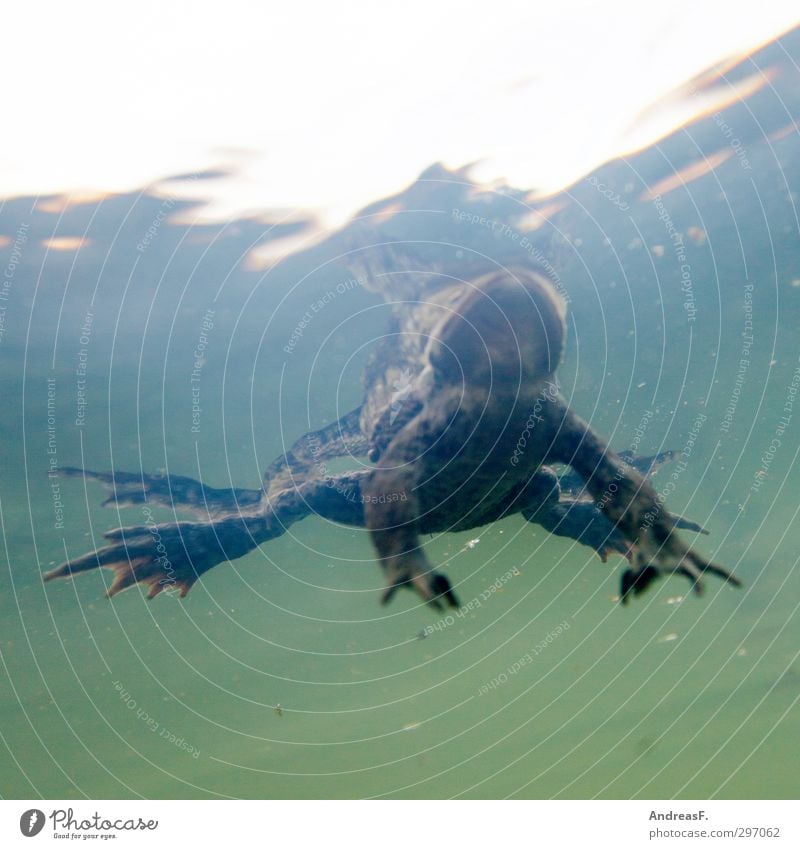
44 514 268 598
619 521 741 604
558 449 678 498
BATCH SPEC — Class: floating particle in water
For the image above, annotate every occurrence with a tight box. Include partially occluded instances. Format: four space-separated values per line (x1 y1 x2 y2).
665 595 684 605
651 245 665 257
637 382 646 389
636 736 658 756
790 279 800 288
274 704 283 717
465 538 481 550
402 721 421 732
687 226 707 245
736 646 748 657
657 632 679 643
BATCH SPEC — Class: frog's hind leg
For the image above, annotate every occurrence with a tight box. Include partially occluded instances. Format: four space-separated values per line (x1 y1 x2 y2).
45 470 373 600
61 467 262 519
546 403 741 601
262 405 368 493
62 406 368 520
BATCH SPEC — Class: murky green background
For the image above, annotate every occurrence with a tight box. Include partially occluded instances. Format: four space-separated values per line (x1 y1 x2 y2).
2 31 799 800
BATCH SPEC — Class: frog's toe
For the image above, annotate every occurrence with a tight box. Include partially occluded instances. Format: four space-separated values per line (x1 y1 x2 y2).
380 553 459 609
620 529 741 604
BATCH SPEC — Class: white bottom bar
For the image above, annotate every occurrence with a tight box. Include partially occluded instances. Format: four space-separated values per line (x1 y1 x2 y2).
2 800 797 847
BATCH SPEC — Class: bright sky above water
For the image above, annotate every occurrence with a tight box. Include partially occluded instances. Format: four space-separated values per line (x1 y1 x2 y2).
5 0 799 226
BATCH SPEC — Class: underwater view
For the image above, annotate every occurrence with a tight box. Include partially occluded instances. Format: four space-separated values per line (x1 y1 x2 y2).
2 15 800 804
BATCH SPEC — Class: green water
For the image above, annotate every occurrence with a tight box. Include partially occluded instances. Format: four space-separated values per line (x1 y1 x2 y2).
2 35 800 799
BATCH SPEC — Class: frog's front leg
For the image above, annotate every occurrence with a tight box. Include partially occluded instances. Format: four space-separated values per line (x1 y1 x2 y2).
361 464 459 610
546 402 741 601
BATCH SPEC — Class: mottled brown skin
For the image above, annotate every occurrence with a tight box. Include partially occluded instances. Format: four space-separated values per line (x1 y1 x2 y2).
360 269 737 606
45 267 739 609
